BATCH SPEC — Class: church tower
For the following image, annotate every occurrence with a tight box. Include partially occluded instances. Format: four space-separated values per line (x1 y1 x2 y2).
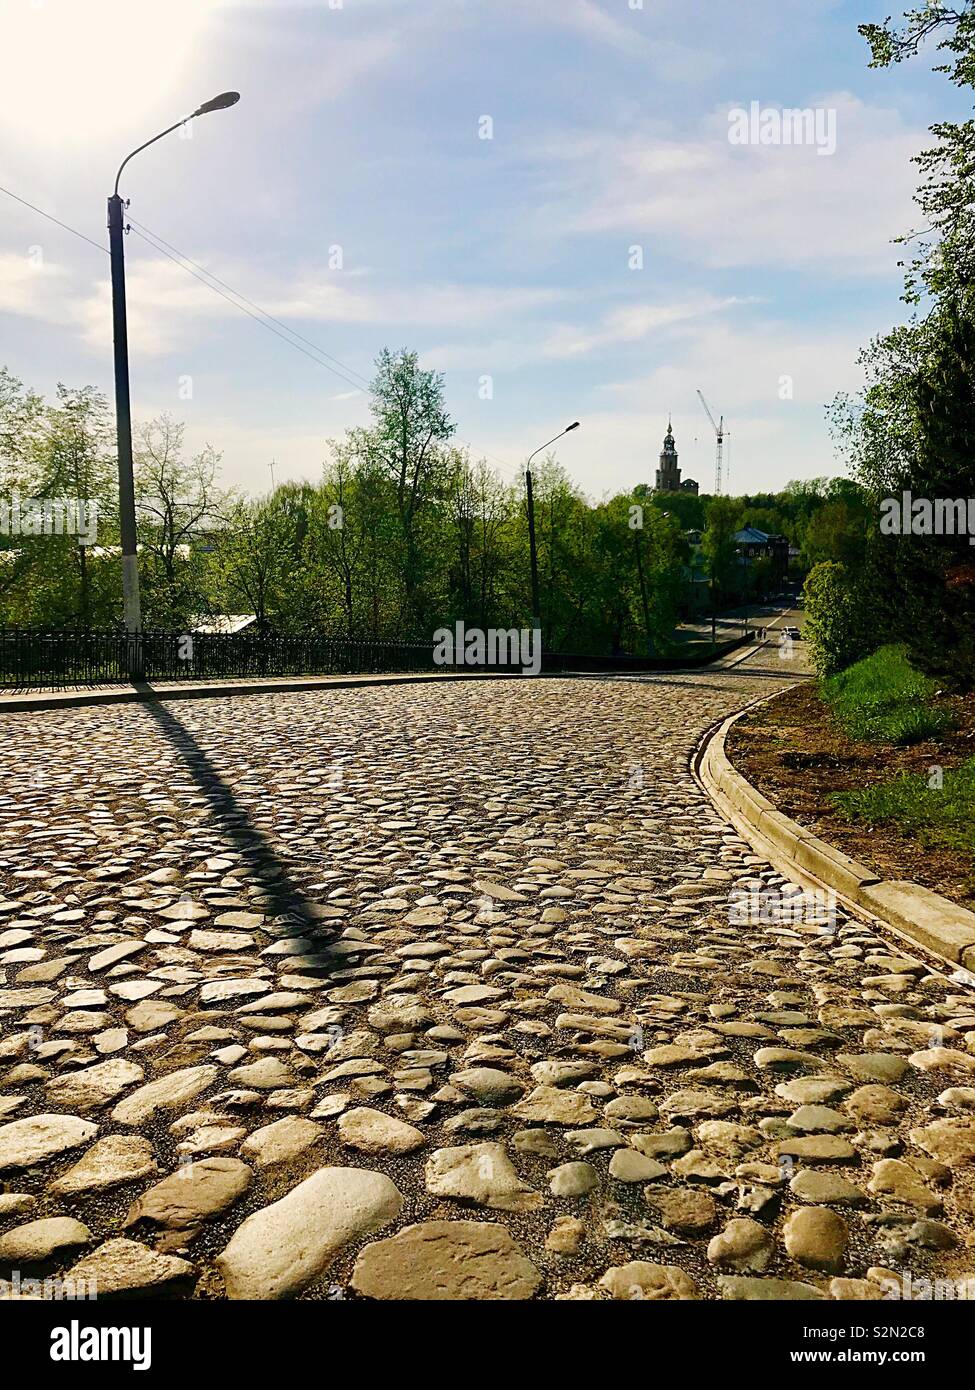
655 419 680 491
654 419 698 495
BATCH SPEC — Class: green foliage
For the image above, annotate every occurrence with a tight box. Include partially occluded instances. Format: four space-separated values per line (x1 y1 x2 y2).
831 757 975 860
135 415 225 628
348 347 455 629
0 351 868 651
802 561 877 678
0 376 119 626
209 490 312 632
828 295 975 688
636 487 706 532
859 5 975 302
801 498 871 569
901 294 975 685
821 642 955 743
823 8 975 690
701 495 742 605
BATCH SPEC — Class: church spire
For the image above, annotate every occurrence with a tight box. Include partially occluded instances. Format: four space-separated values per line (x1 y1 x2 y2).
654 414 698 496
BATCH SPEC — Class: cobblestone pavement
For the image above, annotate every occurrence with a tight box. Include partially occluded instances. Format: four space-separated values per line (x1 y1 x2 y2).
3 645 975 1302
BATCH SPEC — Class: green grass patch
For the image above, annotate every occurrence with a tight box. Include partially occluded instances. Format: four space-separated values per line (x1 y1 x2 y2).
831 758 975 858
821 643 955 744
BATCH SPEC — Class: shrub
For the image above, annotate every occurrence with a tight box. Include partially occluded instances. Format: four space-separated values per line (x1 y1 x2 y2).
802 561 876 678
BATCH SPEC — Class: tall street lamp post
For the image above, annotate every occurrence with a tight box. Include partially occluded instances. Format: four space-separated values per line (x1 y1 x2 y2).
108 92 240 656
525 422 580 632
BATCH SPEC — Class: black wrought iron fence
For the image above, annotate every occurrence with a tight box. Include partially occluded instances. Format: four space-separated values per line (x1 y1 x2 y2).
0 628 753 688
0 629 134 686
0 630 440 687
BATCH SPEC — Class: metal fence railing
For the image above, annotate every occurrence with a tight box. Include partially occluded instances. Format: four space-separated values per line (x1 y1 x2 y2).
0 628 753 689
0 630 440 687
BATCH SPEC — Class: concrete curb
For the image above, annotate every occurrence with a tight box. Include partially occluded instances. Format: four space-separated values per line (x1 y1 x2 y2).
693 695 975 972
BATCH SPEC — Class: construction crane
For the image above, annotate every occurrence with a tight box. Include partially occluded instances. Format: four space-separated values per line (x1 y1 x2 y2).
696 389 728 496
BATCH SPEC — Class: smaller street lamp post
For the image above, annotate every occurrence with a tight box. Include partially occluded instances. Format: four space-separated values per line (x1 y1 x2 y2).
525 422 580 635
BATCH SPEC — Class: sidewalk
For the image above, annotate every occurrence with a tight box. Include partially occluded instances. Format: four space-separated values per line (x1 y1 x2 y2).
0 667 519 714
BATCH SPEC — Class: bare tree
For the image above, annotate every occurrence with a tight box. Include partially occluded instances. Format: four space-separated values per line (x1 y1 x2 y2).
135 416 223 582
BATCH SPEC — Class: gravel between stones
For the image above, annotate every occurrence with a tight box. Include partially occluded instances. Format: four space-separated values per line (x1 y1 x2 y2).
2 658 975 1300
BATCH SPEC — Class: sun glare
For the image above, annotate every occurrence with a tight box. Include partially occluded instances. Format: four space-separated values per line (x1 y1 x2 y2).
0 0 225 148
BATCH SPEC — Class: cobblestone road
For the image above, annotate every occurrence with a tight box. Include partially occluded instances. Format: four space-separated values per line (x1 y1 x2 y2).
3 643 975 1301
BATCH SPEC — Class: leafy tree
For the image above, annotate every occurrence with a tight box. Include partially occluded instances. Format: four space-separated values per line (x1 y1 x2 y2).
346 348 455 630
802 499 870 569
701 496 742 605
635 486 706 531
210 494 301 631
0 367 44 490
0 382 118 627
899 292 975 682
309 446 401 636
445 452 516 631
803 561 878 677
860 4 975 302
135 416 224 626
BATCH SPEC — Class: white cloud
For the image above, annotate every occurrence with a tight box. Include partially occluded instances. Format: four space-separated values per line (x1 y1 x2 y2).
539 296 755 359
421 294 751 372
3 244 573 360
266 278 567 328
502 0 716 80
72 259 234 357
600 314 870 413
0 252 74 323
530 93 924 276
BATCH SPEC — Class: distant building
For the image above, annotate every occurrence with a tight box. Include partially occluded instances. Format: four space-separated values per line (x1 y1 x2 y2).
191 614 257 635
733 526 773 557
654 420 698 495
733 527 790 586
88 543 192 561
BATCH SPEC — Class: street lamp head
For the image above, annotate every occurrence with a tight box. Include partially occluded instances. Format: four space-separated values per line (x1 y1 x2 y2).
113 92 241 195
566 421 581 432
193 91 241 116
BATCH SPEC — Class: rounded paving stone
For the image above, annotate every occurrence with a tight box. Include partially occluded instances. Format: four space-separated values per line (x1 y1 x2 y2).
0 1114 97 1172
5 638 975 1301
216 1166 403 1300
783 1206 849 1272
351 1220 541 1300
0 1216 92 1263
337 1107 426 1155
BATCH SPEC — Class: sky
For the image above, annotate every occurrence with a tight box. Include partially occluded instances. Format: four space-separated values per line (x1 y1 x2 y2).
0 0 966 500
